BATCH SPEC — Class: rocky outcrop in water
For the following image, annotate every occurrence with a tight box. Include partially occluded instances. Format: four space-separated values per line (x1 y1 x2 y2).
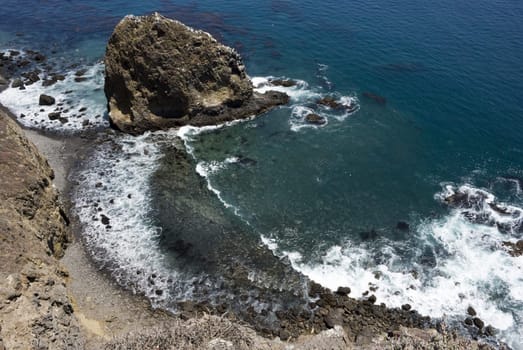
502 240 523 257
104 13 288 134
0 110 83 349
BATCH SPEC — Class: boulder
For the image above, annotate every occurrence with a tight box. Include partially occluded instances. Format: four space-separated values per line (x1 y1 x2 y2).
502 240 523 257
317 96 342 109
269 78 297 87
336 286 351 296
11 78 24 89
104 13 288 134
39 94 55 106
48 112 61 120
305 113 326 125
473 317 484 329
396 221 410 231
467 306 477 316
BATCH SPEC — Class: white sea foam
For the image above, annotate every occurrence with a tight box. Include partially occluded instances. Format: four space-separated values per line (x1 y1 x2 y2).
251 75 359 131
194 160 242 216
290 105 328 132
73 132 176 305
176 117 255 153
263 184 523 349
177 123 251 218
252 76 318 101
0 62 108 132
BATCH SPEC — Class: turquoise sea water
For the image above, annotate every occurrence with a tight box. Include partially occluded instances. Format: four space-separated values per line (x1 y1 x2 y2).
1 1 522 348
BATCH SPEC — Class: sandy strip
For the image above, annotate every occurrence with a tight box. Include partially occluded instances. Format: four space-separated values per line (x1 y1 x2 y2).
16 125 176 348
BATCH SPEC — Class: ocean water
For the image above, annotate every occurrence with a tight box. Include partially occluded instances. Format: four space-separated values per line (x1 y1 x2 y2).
1 0 523 348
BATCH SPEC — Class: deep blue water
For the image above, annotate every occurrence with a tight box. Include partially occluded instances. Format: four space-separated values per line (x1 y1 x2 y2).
1 1 523 348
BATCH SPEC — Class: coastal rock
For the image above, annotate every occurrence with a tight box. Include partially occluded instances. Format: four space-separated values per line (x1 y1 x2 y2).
22 70 40 85
336 287 351 296
473 317 485 329
317 96 342 109
305 113 326 125
485 325 496 337
0 110 83 349
48 112 61 120
11 78 24 89
502 240 523 257
396 221 410 231
104 13 288 134
467 306 477 316
39 94 55 106
269 78 297 87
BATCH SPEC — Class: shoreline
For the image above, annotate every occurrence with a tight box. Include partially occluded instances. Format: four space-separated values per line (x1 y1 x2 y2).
9 110 179 348
0 84 505 349
0 104 353 349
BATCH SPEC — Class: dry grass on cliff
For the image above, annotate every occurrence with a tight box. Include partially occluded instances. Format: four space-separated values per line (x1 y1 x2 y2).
104 317 498 350
103 314 255 350
382 323 497 350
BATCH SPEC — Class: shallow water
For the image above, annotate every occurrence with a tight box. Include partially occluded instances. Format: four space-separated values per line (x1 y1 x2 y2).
1 0 522 348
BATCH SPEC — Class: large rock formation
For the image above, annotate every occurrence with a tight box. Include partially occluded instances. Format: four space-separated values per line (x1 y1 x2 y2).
0 110 83 349
104 13 288 134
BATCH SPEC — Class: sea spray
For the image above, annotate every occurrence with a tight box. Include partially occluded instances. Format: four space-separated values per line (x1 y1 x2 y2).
0 60 108 132
252 75 359 131
72 132 175 305
262 184 523 349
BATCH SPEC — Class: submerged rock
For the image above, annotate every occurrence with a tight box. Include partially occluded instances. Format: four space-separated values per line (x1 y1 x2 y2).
305 113 326 125
317 96 343 109
104 13 288 134
269 78 297 87
362 92 386 105
396 221 410 231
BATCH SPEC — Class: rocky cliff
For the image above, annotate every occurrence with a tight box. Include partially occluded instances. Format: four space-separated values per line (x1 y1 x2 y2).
104 13 288 134
0 110 83 349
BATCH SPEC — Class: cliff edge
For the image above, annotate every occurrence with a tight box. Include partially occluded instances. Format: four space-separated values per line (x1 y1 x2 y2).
0 110 83 349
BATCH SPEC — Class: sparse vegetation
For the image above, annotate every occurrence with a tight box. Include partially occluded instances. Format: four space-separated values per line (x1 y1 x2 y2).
104 314 256 350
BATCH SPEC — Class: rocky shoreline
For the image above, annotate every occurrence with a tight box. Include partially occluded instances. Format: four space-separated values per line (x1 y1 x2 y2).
0 13 508 350
0 100 500 350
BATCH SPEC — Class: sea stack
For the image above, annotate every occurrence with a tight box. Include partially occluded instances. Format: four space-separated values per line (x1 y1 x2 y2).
104 12 288 134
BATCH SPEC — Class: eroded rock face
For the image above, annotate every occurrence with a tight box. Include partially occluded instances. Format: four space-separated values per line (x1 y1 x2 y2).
0 110 83 349
104 13 288 134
